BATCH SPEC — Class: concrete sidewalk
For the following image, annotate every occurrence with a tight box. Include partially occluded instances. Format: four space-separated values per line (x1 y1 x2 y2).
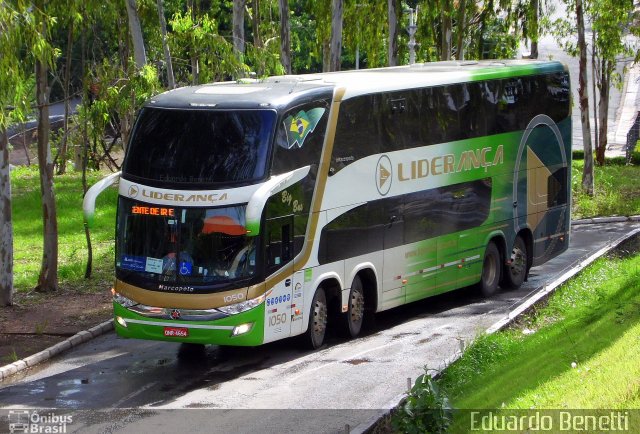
610 61 640 157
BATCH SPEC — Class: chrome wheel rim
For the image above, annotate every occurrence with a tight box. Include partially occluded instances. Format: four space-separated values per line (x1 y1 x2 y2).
350 288 365 326
312 295 327 340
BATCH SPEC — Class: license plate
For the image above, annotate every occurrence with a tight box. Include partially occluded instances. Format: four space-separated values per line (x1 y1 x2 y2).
164 327 189 337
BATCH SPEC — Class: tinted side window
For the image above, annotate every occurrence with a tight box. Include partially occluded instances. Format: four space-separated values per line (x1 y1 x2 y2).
318 179 492 264
272 100 330 175
332 95 383 172
547 167 568 208
330 72 571 175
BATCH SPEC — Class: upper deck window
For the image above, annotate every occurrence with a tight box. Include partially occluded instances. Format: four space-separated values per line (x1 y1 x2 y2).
124 108 276 186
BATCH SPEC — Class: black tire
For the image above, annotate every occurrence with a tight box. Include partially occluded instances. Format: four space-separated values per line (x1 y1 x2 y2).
304 287 328 349
477 242 501 297
341 276 366 338
501 235 528 290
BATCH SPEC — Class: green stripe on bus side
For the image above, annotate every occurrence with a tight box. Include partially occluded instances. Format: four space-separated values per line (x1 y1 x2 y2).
467 62 565 81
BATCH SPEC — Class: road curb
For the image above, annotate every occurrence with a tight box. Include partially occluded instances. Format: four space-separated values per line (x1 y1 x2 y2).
571 215 640 225
0 320 114 382
351 225 640 434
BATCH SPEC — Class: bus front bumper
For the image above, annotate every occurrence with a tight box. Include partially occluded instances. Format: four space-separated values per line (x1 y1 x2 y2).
113 302 265 346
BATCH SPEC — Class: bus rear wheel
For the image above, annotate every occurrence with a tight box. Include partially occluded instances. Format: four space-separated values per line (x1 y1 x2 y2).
477 242 501 297
341 276 365 338
501 235 528 290
304 287 328 349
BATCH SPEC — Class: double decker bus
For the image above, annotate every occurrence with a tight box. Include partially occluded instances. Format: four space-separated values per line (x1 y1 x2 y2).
85 60 571 349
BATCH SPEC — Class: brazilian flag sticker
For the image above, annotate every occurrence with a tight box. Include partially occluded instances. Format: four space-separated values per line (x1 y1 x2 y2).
284 108 325 149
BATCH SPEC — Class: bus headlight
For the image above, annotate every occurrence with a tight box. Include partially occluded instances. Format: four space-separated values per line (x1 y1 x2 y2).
113 291 138 308
217 293 266 315
232 323 253 336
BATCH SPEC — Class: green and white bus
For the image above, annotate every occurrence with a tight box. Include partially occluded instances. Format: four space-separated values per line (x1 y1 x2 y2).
85 60 571 349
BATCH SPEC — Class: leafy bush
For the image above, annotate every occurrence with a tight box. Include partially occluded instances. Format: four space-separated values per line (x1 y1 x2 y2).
391 373 453 434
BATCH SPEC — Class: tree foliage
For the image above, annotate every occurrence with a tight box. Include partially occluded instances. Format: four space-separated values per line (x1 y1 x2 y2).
1 0 638 298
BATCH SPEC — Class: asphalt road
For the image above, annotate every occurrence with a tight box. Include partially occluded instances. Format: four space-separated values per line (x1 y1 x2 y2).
0 222 638 434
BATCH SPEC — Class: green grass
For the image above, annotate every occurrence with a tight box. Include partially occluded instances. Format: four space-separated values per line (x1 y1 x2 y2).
11 165 118 294
572 159 640 219
438 250 640 410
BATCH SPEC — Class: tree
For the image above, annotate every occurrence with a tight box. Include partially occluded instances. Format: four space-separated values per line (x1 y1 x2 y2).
440 0 453 60
589 0 638 165
455 0 468 60
157 0 175 89
251 0 262 48
329 0 343 72
125 0 147 69
279 0 292 73
0 127 12 305
233 0 246 57
34 0 59 292
528 0 540 58
0 2 25 306
576 0 595 194
388 0 400 66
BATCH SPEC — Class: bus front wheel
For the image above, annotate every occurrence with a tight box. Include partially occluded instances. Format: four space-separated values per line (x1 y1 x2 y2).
501 235 528 290
341 276 365 338
477 242 501 297
304 287 328 349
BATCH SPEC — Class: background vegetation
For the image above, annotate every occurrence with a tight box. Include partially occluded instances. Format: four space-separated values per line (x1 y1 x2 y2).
1 0 639 305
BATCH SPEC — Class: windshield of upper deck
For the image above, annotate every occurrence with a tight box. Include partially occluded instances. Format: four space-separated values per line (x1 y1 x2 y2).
123 108 276 186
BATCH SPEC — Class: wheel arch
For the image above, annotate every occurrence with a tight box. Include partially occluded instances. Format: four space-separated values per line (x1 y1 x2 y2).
353 267 378 314
316 275 343 318
484 231 507 266
515 227 534 272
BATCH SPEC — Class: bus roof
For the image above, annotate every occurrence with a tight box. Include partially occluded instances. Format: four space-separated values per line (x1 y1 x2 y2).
146 59 567 110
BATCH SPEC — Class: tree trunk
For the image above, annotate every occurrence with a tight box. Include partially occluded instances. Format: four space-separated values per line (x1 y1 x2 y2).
441 0 453 60
576 0 594 195
455 0 467 60
596 64 611 165
592 30 599 159
388 0 399 66
233 0 246 57
278 0 291 74
157 0 175 89
125 0 147 69
35 56 59 292
322 40 330 72
189 1 199 84
329 0 343 72
58 20 74 175
0 130 13 306
252 0 262 47
75 4 87 172
529 0 539 59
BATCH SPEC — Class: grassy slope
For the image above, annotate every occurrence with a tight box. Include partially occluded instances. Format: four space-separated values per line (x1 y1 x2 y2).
11 166 118 293
440 252 640 409
572 160 640 219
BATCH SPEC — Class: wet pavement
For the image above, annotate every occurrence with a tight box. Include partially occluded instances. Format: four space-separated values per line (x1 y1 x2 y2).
0 222 638 433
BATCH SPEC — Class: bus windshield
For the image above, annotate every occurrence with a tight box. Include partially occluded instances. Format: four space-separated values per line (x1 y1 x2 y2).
123 108 275 186
116 197 257 285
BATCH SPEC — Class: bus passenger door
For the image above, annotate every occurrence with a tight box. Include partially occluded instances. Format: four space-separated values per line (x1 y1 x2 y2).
382 208 405 309
264 215 293 342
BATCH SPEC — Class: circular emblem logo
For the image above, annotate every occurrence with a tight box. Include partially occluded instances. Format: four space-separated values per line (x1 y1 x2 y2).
375 155 392 196
128 185 139 198
170 309 181 320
